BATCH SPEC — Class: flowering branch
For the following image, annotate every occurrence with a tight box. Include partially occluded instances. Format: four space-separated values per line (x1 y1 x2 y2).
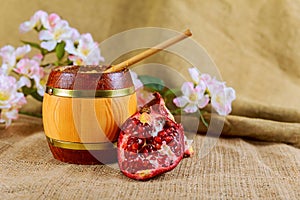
174 67 236 116
131 67 236 127
0 10 104 127
0 10 235 129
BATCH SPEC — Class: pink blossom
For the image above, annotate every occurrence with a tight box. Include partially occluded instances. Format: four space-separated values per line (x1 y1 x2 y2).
67 55 83 65
0 45 16 72
211 87 236 116
20 11 65 33
17 76 31 88
19 10 48 33
188 67 236 115
0 45 31 74
188 67 213 88
128 71 154 107
35 78 47 96
205 77 225 95
129 71 143 90
173 81 209 113
65 33 104 65
0 109 18 127
70 28 80 42
188 67 200 84
31 53 43 63
0 75 18 109
0 74 26 127
39 20 74 51
199 75 236 115
14 58 45 96
15 58 40 76
15 45 31 60
43 13 61 30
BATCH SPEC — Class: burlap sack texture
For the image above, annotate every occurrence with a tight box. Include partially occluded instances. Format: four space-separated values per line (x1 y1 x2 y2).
0 115 299 199
0 0 299 199
178 98 300 148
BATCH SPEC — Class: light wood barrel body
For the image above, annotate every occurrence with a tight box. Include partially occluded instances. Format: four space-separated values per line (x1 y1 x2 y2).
43 93 137 143
42 66 137 164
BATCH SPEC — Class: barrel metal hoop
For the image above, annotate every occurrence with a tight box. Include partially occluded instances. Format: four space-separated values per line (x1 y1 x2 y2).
45 86 135 98
46 136 116 150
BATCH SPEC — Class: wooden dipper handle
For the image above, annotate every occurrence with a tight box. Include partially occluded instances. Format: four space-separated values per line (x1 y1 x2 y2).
104 29 192 73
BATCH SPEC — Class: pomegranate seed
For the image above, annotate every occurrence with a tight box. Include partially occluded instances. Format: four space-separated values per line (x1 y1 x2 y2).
146 136 154 144
164 120 172 128
131 143 139 150
140 144 156 154
158 130 167 138
140 146 149 153
127 137 138 145
149 144 156 151
154 136 162 144
150 156 156 160
154 143 161 150
137 138 145 149
164 136 173 143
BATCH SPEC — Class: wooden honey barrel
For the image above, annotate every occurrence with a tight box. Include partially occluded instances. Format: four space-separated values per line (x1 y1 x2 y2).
43 66 137 164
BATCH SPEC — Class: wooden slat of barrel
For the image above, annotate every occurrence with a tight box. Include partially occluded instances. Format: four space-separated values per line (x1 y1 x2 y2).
43 93 137 143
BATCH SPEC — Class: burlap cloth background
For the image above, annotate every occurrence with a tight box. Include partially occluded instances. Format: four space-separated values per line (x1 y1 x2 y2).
0 0 299 199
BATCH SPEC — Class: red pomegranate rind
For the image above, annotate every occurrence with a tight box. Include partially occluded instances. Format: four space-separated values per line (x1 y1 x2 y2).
118 114 184 180
117 92 197 180
117 93 186 180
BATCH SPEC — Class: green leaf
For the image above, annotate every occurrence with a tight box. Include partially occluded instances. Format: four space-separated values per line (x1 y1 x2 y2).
21 40 41 50
30 90 43 102
21 85 43 102
163 88 181 98
66 59 73 65
21 40 48 55
21 85 34 96
138 75 165 92
55 42 66 60
199 111 209 127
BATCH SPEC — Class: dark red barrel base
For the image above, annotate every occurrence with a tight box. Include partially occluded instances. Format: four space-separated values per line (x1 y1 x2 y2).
47 142 117 165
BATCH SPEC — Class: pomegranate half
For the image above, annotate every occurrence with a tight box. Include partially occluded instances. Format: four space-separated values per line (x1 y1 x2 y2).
117 93 185 180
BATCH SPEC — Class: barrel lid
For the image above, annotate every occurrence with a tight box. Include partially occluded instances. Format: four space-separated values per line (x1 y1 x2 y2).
46 65 134 90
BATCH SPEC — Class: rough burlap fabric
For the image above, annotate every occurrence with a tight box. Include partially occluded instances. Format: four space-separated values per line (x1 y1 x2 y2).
0 115 299 199
0 0 300 199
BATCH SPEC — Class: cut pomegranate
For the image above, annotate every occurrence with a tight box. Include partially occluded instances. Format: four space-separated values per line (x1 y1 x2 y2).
140 92 194 157
118 93 185 180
